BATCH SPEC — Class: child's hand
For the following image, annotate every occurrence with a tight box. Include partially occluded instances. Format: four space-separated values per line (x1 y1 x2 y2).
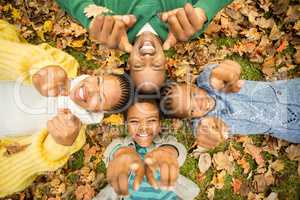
47 109 81 146
144 146 179 190
160 3 207 50
107 147 144 196
211 60 244 93
89 15 136 53
196 117 229 149
32 65 68 97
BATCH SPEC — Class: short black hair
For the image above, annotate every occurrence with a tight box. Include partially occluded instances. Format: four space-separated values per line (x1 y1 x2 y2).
109 73 134 113
160 82 178 117
124 98 161 120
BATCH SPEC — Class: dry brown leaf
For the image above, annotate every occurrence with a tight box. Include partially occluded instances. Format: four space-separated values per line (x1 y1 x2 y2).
220 16 230 29
286 144 300 161
75 184 95 200
228 144 241 160
266 192 279 200
244 143 265 167
294 49 300 64
237 157 251 174
270 160 285 172
253 174 268 192
269 24 282 41
206 187 215 200
239 181 250 197
241 28 261 41
276 39 288 52
69 22 87 37
265 168 275 185
257 17 274 29
212 151 235 175
286 5 300 23
5 142 28 155
262 56 276 76
211 170 226 189
294 20 300 31
198 153 212 174
232 178 242 194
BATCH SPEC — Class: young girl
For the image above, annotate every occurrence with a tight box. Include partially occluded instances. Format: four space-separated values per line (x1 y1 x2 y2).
0 20 132 197
93 100 199 200
161 60 300 149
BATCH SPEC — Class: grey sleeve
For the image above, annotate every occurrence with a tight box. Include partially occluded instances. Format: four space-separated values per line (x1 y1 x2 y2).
102 138 127 167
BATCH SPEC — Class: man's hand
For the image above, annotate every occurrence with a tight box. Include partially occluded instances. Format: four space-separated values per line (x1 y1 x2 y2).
211 60 244 93
160 3 207 50
144 146 179 190
107 147 144 196
89 15 136 52
196 117 228 149
47 109 81 146
32 65 68 97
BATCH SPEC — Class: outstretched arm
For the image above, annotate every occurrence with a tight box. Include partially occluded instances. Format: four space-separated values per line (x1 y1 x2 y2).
0 110 85 198
55 0 101 29
193 0 232 36
160 1 232 49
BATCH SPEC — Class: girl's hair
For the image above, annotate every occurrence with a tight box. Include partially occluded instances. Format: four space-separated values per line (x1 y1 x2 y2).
160 82 178 117
110 73 134 113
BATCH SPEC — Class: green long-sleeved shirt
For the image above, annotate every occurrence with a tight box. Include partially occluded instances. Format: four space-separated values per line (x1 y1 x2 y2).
55 0 232 42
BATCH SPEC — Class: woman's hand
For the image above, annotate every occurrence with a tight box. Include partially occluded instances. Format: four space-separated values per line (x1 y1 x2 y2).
210 60 244 93
32 65 68 97
107 147 144 196
144 146 179 190
89 15 136 52
196 117 229 149
47 109 82 146
160 3 207 50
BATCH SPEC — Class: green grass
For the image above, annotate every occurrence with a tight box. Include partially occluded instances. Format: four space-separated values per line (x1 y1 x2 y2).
214 173 244 200
96 160 107 174
227 54 264 81
215 37 239 48
68 149 84 170
67 173 79 184
66 48 99 70
180 155 199 183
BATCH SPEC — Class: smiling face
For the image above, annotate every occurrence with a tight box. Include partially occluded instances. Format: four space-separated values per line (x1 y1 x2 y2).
161 83 215 118
128 32 166 93
127 101 160 147
70 75 128 112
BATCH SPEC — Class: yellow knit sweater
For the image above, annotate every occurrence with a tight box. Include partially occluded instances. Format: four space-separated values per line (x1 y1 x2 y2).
0 20 78 84
0 20 86 197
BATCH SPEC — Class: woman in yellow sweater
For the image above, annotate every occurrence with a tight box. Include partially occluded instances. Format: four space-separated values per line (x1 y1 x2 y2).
0 20 132 197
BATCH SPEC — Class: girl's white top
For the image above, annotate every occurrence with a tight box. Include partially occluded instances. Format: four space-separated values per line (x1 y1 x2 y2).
0 75 104 138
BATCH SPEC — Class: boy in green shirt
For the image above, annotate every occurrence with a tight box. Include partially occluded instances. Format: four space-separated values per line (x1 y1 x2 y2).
56 0 232 93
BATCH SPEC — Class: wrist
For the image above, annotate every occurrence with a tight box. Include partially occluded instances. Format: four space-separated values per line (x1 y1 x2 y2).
158 145 178 157
195 7 207 22
114 146 137 158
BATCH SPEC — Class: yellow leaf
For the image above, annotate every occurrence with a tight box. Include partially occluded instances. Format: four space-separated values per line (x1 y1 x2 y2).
43 20 53 33
70 39 86 48
36 28 45 41
211 170 226 189
103 114 124 125
270 160 284 172
294 20 300 31
85 50 94 60
3 4 12 12
12 8 21 20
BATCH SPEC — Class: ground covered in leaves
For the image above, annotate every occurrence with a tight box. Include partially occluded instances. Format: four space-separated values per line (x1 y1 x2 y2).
1 0 300 199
